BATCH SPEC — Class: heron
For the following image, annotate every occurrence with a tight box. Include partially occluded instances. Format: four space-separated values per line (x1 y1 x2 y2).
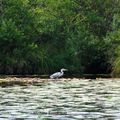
50 68 68 79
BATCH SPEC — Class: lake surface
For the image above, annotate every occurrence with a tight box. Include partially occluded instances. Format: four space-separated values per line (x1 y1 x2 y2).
0 79 120 120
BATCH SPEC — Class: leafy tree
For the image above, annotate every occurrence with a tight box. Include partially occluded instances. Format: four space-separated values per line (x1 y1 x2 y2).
105 14 120 76
0 0 120 76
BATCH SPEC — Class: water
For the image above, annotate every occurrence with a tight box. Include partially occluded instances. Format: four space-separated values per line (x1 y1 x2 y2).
0 78 120 120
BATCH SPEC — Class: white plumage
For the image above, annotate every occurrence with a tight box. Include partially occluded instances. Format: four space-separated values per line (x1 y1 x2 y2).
50 68 67 79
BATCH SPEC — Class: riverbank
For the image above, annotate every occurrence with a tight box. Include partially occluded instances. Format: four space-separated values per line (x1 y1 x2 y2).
0 77 76 86
0 73 111 79
0 76 120 86
0 77 47 86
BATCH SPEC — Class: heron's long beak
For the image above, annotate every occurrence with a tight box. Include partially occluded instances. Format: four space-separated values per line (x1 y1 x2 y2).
64 69 68 71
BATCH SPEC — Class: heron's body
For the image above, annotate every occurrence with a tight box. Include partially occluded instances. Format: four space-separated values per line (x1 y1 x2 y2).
50 68 67 79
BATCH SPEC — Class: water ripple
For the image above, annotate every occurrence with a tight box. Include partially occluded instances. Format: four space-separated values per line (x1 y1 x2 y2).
0 79 120 120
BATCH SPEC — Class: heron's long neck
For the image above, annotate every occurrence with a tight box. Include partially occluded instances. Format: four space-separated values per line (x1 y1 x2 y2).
61 70 64 74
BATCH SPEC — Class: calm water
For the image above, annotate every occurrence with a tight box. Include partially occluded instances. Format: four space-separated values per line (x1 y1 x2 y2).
0 79 120 120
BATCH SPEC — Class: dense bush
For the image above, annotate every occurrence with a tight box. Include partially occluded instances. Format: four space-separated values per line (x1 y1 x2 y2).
0 0 120 75
105 14 120 76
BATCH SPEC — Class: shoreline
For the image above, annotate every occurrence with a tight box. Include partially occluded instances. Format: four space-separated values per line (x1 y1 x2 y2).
0 77 120 86
0 73 111 78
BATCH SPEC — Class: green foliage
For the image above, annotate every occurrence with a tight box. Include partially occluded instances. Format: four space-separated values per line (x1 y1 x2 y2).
105 29 120 76
0 0 120 75
104 13 120 76
0 19 49 74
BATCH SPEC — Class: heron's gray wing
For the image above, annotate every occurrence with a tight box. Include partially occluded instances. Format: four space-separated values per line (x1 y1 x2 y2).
50 72 61 78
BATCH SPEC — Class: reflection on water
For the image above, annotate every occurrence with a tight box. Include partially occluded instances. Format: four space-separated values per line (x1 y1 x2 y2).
0 79 120 120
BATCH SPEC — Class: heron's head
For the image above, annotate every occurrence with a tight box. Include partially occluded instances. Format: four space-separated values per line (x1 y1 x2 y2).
61 68 68 72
